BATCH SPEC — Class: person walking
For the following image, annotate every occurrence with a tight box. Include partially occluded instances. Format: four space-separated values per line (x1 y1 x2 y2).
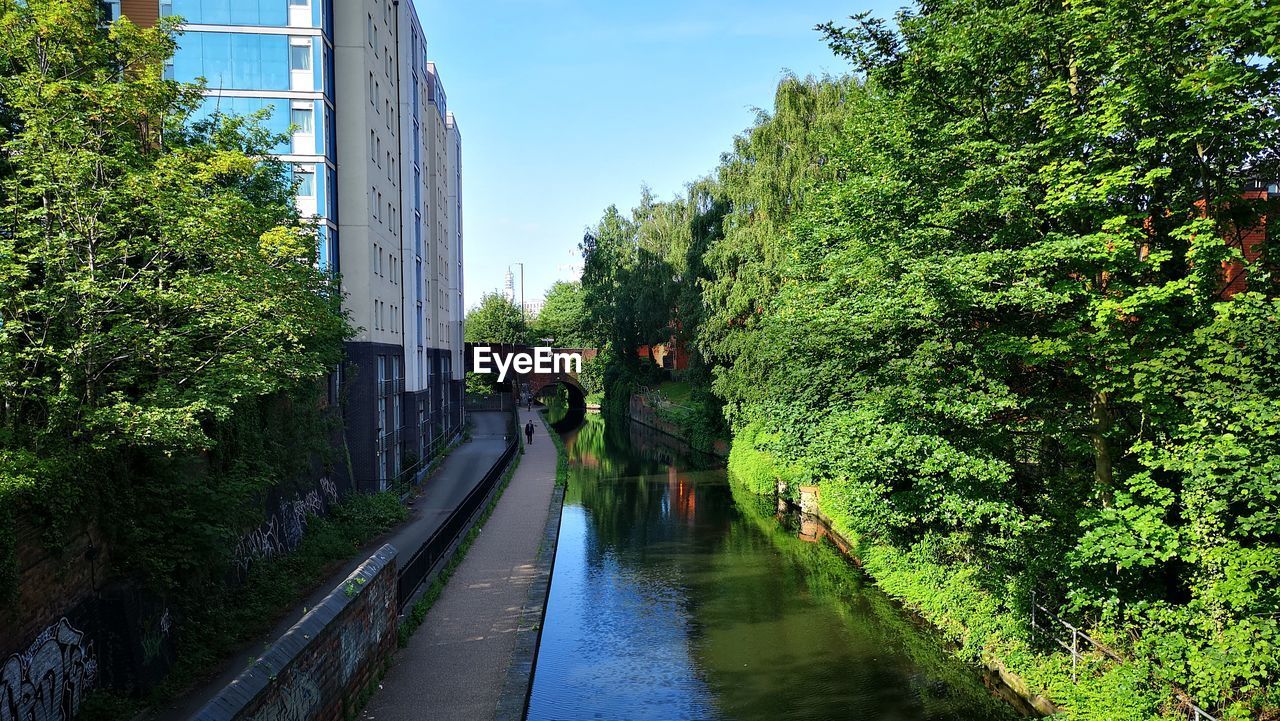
524 420 534 445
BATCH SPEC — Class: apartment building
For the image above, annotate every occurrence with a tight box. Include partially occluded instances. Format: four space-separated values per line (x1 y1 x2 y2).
120 0 466 492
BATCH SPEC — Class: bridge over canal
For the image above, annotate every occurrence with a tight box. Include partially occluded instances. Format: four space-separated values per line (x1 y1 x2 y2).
465 343 598 408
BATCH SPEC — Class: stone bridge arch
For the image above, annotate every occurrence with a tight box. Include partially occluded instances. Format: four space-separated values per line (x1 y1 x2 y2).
465 344 596 410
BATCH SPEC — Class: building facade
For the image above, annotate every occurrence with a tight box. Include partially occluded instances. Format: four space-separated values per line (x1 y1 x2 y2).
121 0 466 492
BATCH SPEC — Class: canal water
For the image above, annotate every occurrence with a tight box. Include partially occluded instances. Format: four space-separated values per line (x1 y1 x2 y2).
525 411 1023 721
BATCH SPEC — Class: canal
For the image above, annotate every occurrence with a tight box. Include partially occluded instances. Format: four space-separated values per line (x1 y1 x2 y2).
525 409 1024 721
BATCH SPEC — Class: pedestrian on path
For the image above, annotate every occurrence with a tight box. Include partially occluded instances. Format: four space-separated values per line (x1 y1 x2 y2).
525 421 534 445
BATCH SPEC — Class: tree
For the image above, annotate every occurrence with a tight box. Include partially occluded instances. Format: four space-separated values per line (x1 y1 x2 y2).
531 281 591 346
463 292 529 345
698 76 861 427
0 0 350 594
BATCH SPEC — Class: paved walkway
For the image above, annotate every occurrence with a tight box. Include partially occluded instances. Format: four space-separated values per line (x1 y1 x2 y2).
148 411 512 721
362 407 560 721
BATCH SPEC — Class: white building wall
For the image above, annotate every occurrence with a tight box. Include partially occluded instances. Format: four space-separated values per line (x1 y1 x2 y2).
334 0 402 348
446 113 464 381
396 5 433 394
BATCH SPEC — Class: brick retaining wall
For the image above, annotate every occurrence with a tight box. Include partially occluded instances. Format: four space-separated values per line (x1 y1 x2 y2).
193 544 399 721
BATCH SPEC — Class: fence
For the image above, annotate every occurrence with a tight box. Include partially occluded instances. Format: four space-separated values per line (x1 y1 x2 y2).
395 424 519 608
1030 593 1218 721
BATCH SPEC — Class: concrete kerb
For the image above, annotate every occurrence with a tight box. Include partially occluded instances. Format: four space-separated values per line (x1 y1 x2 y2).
397 435 524 614
493 411 568 721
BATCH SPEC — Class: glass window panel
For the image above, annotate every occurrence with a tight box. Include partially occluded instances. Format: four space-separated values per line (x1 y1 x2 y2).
316 225 329 270
260 35 289 89
261 0 286 24
296 171 314 197
170 0 199 20
228 0 256 24
326 167 338 220
289 43 311 71
172 32 202 82
314 163 327 215
231 33 262 88
266 100 290 137
201 32 231 89
201 0 231 24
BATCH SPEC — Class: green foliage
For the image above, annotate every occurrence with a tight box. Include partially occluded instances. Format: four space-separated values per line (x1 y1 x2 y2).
576 347 609 397
727 421 801 497
463 292 530 345
465 371 496 398
651 381 727 455
155 491 405 703
530 281 592 346
579 189 691 372
0 0 350 598
544 411 569 488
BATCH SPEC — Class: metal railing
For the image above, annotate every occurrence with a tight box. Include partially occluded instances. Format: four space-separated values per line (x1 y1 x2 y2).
1030 593 1218 721
396 427 518 608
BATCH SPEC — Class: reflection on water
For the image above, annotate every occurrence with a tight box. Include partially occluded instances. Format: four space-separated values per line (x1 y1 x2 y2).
526 413 1022 721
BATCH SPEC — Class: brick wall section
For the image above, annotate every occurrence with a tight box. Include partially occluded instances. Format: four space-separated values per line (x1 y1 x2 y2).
0 519 104 655
193 544 399 721
119 0 158 26
629 394 683 439
1220 186 1270 299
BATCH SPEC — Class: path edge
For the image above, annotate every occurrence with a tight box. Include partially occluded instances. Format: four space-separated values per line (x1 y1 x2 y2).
493 412 567 721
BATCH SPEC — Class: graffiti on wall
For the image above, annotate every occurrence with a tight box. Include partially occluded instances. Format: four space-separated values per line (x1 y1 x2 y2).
139 608 172 665
337 573 394 686
0 619 97 721
233 478 341 575
247 671 320 721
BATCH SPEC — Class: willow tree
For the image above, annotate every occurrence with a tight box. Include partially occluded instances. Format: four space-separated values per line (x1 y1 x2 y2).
697 75 862 427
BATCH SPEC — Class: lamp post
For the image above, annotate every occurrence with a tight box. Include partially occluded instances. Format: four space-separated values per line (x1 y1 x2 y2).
509 262 526 407
510 262 525 323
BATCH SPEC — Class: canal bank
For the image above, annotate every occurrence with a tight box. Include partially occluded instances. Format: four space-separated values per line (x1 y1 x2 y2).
360 407 563 721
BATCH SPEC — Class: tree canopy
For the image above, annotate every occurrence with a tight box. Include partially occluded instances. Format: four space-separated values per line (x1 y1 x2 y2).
463 292 530 345
530 281 591 346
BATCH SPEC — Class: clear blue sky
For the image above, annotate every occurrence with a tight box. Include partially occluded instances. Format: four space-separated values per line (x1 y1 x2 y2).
412 0 898 309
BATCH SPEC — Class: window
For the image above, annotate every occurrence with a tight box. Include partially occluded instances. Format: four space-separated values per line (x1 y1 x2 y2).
367 14 374 46
295 169 314 197
289 43 311 72
291 107 313 134
289 0 308 5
